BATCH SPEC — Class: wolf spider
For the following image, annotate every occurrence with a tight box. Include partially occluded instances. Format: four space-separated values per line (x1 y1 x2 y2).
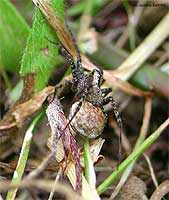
50 33 123 148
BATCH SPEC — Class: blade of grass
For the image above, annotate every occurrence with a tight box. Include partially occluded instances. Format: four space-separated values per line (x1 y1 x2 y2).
9 80 24 103
97 117 169 194
87 35 169 97
84 137 91 183
6 110 44 200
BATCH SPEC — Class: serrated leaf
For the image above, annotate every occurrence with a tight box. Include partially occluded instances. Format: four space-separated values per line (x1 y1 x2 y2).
20 0 64 91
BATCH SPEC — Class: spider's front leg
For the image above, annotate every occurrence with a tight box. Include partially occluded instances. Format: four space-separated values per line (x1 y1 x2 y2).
47 79 73 103
57 42 84 83
46 37 83 84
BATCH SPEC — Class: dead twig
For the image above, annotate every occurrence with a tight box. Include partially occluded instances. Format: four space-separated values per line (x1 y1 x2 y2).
150 180 169 200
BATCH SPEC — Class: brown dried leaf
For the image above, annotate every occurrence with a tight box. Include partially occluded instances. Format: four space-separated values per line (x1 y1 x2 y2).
0 86 55 135
46 97 82 191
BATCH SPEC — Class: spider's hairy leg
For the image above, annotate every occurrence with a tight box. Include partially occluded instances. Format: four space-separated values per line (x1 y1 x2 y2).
64 19 82 70
61 99 83 136
55 79 73 90
57 43 85 85
101 88 112 97
103 96 123 164
46 80 73 103
45 36 80 80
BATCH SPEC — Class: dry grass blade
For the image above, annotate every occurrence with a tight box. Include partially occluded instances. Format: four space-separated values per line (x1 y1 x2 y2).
115 12 169 80
138 97 152 140
48 168 62 200
46 96 82 191
143 153 158 188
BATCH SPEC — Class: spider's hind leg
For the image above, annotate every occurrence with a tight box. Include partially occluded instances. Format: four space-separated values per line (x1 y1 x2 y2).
103 96 123 164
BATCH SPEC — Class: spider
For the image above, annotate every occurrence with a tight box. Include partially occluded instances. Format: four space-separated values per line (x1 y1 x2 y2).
48 29 123 151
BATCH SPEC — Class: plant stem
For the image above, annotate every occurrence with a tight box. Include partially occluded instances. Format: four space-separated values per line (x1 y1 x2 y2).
122 0 136 51
83 137 91 183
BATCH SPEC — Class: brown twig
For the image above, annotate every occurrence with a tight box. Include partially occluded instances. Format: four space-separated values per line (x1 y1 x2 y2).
0 179 82 200
150 180 169 200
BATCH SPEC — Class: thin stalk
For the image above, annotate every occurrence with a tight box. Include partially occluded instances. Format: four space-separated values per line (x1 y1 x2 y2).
97 118 169 194
83 137 91 183
0 64 12 90
48 168 62 200
6 110 44 200
122 0 136 50
78 0 95 52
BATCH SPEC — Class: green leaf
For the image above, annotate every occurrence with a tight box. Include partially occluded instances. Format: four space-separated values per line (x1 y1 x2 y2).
0 0 30 72
20 0 64 91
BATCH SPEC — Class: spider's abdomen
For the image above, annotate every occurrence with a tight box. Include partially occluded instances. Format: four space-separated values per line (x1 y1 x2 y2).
69 101 106 138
